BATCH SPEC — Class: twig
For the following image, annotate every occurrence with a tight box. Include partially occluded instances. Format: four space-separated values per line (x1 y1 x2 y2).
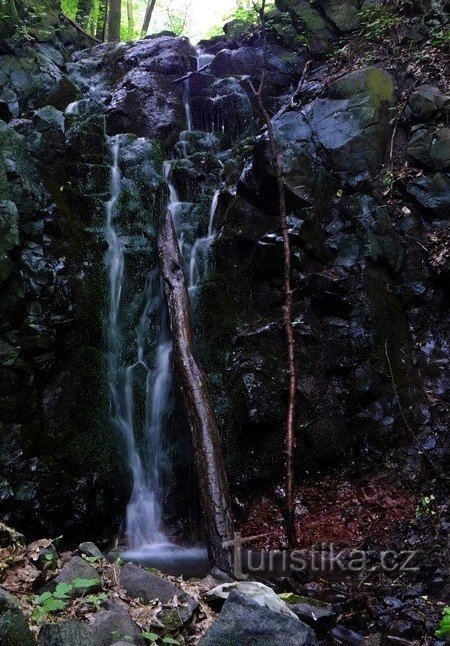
173 62 211 83
247 0 298 547
273 60 313 121
60 12 102 44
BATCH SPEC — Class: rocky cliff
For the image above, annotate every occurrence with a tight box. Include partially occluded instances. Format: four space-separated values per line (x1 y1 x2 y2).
0 0 448 544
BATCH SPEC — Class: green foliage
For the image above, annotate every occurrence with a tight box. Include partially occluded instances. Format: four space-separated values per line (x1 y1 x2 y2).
415 494 436 517
31 578 101 622
61 0 77 19
359 5 401 40
278 592 304 603
32 583 72 621
436 607 450 639
84 591 108 609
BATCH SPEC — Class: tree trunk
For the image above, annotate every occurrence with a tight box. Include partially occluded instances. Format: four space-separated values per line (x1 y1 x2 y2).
158 211 234 572
96 0 108 40
126 0 133 38
107 0 120 41
141 0 157 36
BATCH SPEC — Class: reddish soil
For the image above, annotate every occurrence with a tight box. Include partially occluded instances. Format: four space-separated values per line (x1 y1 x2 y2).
238 473 417 551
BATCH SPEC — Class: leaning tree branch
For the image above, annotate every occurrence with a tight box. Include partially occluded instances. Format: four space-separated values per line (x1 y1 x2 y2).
247 0 298 547
158 210 234 572
60 12 101 43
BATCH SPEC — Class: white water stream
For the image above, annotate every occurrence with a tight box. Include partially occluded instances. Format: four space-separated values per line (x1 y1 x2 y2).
104 49 220 571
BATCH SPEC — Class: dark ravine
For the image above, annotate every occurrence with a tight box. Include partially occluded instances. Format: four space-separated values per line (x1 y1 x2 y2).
0 0 449 642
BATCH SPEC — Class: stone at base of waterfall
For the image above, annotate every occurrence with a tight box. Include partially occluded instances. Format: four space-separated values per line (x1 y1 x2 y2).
0 587 36 646
38 619 97 645
200 591 318 646
119 563 198 628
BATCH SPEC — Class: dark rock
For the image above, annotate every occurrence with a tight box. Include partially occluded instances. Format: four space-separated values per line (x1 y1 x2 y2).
200 591 318 645
90 604 145 646
406 84 450 122
0 200 19 283
407 172 450 219
316 0 361 32
43 556 102 597
289 597 335 631
0 587 36 645
119 563 198 628
306 67 396 174
38 620 98 645
78 542 104 559
408 126 450 171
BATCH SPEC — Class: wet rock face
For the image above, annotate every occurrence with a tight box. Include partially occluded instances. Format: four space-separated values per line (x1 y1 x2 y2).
70 36 197 144
201 68 449 485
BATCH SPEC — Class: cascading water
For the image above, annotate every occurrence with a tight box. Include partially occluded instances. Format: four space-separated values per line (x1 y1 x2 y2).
105 137 168 551
104 47 226 574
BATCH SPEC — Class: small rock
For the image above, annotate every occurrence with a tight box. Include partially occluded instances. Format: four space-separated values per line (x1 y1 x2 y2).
78 542 104 559
38 619 98 645
289 597 335 631
0 587 36 645
332 625 365 645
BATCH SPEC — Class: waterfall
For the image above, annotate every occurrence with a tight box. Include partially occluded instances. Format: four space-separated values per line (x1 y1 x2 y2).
105 137 169 551
105 48 220 572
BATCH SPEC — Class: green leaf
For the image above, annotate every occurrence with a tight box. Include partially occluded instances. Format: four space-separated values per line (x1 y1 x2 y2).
54 582 73 598
35 591 53 603
162 638 180 645
41 597 67 612
142 632 160 642
436 607 450 638
278 592 304 603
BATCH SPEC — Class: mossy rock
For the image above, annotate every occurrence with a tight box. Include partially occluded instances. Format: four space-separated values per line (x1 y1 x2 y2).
0 588 35 646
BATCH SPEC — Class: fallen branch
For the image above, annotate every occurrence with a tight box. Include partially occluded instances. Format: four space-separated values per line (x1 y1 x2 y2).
158 210 234 572
60 12 102 44
173 62 211 84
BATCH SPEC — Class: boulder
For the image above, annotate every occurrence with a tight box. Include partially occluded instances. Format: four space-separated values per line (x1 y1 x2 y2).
200 591 318 645
38 620 98 645
406 84 450 122
90 604 145 646
306 67 396 174
407 172 450 219
43 556 102 597
408 127 450 171
0 587 36 646
316 0 361 32
119 563 198 628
